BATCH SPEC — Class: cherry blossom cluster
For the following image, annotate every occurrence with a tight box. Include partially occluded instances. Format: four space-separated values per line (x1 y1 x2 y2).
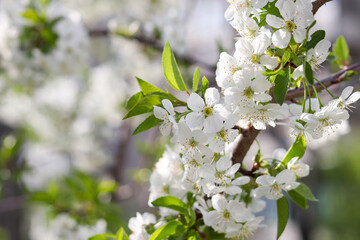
125 0 360 239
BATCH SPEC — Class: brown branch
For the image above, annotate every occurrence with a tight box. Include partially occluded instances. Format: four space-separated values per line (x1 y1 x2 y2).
312 0 333 14
286 62 360 100
231 127 260 169
88 28 216 71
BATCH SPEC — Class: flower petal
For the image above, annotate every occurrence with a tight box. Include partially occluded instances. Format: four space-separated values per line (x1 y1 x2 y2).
187 93 205 112
272 29 291 49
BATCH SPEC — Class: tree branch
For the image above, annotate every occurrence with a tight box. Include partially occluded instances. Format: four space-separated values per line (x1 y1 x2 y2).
312 0 333 14
88 28 216 71
286 62 360 100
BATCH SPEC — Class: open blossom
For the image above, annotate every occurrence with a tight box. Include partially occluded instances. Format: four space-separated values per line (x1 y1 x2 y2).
287 157 310 178
235 34 278 74
177 123 212 160
185 88 225 133
266 0 314 48
226 216 264 240
216 52 241 89
328 86 360 111
128 212 156 240
209 117 240 153
254 169 300 200
199 156 249 195
225 72 272 106
235 102 290 130
203 194 253 232
225 0 272 20
153 99 177 136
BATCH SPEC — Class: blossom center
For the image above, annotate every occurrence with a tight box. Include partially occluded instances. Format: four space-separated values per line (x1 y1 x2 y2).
203 106 213 118
285 21 296 32
189 137 198 147
250 54 260 64
223 209 231 219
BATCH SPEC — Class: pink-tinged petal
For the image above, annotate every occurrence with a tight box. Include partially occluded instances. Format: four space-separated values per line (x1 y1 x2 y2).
275 169 296 184
266 14 285 29
272 29 291 49
153 106 168 120
185 112 204 129
187 93 204 112
205 88 220 106
162 99 175 115
212 194 227 211
256 175 275 186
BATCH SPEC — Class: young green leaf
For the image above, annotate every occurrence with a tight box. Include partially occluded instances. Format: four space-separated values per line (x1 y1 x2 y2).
288 189 308 209
282 50 291 65
89 234 117 240
116 227 129 240
281 134 306 165
132 114 162 135
333 35 349 62
201 76 209 96
276 197 289 240
150 220 186 240
304 61 314 85
125 92 144 110
123 95 164 119
137 77 165 95
273 68 289 105
162 41 187 92
151 196 188 215
305 30 325 49
294 183 318 202
187 230 201 240
192 67 201 92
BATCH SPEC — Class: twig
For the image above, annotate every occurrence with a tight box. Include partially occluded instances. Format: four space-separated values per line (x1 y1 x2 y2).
286 62 360 100
88 28 216 71
231 127 260 165
312 0 333 14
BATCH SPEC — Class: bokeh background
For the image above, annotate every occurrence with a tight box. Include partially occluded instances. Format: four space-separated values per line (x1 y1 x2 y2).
0 0 359 239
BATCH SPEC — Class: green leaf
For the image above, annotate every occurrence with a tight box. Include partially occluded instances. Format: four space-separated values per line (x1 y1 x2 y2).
187 207 196 227
123 95 164 119
22 9 42 23
126 92 144 110
273 68 289 105
304 61 314 85
137 77 165 95
116 228 129 240
264 1 282 18
294 183 318 202
162 41 187 91
276 197 289 240
132 114 162 135
187 231 201 240
288 189 308 209
333 35 349 62
98 180 117 194
283 50 291 65
192 67 201 92
88 234 117 240
281 134 306 165
150 220 186 240
151 196 188 215
305 30 325 49
201 76 209 96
